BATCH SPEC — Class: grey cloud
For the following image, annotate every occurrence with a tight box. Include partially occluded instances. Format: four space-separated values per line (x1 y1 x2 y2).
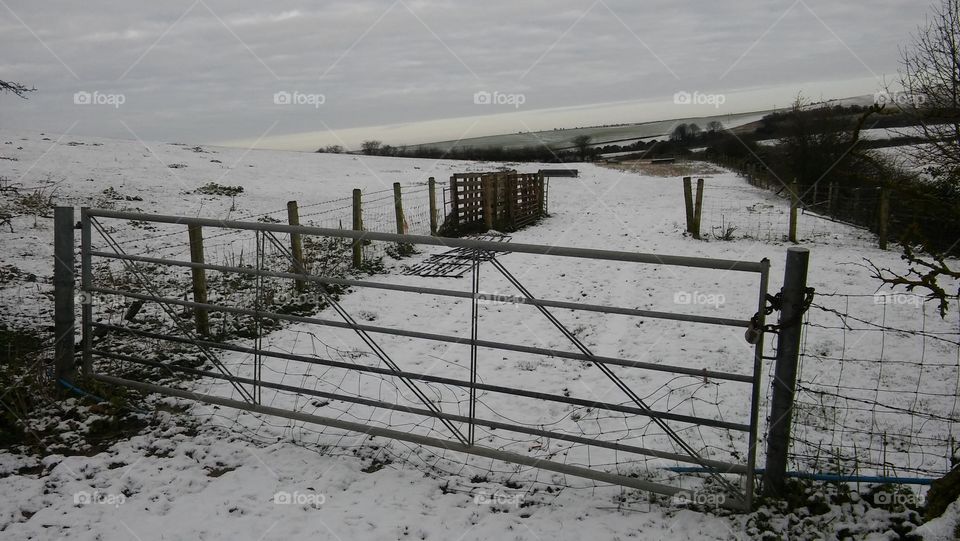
0 0 926 148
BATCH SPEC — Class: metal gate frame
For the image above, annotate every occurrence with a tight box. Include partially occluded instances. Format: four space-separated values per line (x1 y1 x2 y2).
78 208 771 510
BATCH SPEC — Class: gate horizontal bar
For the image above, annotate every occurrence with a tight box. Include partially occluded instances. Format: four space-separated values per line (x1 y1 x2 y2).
92 328 748 431
89 251 751 328
88 287 753 384
91 372 747 509
86 209 766 272
90 349 746 471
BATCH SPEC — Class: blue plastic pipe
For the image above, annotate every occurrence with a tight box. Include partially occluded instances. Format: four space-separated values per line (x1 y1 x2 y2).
666 466 934 485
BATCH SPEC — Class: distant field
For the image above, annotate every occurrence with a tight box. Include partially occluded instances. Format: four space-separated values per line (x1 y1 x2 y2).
412 110 771 152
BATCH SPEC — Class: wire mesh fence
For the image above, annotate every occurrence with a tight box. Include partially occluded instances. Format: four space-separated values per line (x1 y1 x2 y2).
698 184 854 243
791 292 960 480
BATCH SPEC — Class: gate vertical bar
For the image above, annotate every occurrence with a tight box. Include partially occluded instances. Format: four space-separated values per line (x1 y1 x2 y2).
763 247 810 497
744 257 771 510
468 247 480 445
53 206 76 386
80 208 92 374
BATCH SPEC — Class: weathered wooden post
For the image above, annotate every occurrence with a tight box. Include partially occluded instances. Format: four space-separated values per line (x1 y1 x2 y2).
693 178 704 240
788 180 799 243
878 185 890 250
393 182 406 235
53 206 76 386
682 177 695 236
428 177 438 236
763 247 810 497
536 172 546 217
352 188 363 269
481 176 494 231
286 200 305 292
187 224 210 336
505 174 516 230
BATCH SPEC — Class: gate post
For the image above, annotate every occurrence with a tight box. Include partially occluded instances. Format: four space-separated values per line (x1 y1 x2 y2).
53 206 76 386
763 247 810 497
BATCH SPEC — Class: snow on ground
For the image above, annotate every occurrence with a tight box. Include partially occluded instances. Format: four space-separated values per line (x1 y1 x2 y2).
0 128 957 539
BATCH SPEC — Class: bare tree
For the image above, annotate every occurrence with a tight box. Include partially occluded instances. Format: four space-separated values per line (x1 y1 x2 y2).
706 120 724 133
872 0 960 316
0 80 36 98
571 134 592 161
360 140 382 155
898 0 960 192
670 124 689 142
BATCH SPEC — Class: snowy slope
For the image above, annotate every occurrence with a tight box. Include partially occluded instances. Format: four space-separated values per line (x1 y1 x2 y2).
0 128 957 540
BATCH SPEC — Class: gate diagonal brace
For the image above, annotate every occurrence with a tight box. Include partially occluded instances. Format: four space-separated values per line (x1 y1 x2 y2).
487 255 746 502
88 217 256 403
260 231 470 446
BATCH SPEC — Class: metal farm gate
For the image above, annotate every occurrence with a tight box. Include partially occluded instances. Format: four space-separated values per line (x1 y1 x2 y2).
66 207 775 510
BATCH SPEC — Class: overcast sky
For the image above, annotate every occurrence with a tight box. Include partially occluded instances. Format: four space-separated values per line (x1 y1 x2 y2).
0 0 927 150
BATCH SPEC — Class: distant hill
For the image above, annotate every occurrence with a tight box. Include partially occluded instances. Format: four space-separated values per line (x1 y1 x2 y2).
407 110 775 152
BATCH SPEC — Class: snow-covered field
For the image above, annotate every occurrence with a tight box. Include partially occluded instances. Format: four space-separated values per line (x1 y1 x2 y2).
0 128 957 540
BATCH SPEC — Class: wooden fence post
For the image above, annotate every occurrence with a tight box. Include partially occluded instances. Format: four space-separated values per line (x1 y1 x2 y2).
393 182 406 235
287 200 305 292
187 224 210 336
53 206 76 386
763 247 810 498
536 173 546 217
693 178 704 240
788 180 799 243
682 177 695 236
878 185 890 250
828 183 837 214
428 177 438 235
352 188 363 269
